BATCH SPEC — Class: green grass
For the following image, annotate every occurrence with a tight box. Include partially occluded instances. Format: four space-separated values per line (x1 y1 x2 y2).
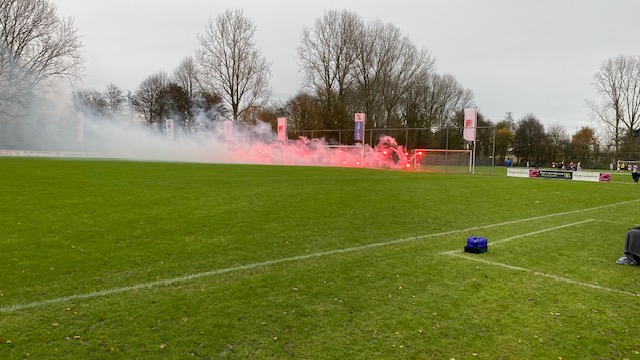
1 158 640 359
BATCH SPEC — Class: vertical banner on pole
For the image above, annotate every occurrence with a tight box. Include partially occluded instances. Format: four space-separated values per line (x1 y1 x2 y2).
76 112 84 144
166 119 174 140
277 117 287 142
463 108 477 142
354 113 365 142
463 108 477 174
354 113 366 167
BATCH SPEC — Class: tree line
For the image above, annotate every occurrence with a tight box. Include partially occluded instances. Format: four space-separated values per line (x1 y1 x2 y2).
1 0 639 167
72 8 476 144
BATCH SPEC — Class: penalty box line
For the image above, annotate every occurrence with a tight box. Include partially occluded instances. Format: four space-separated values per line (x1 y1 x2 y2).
1 199 638 313
442 220 640 298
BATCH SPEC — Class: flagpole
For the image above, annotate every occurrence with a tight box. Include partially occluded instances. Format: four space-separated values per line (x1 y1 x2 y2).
473 107 477 175
354 113 366 168
472 138 476 174
362 116 366 168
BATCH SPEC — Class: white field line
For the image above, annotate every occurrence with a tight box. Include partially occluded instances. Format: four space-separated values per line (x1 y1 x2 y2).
440 219 595 256
486 219 595 246
442 219 640 297
445 253 640 297
595 219 637 226
1 199 639 313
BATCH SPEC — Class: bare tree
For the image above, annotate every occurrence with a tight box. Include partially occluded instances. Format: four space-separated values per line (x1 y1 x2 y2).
589 55 640 161
546 122 570 162
513 114 547 163
354 20 435 129
286 90 323 132
104 83 125 116
131 71 169 126
73 89 107 117
160 83 190 129
375 23 434 128
171 57 196 128
0 0 83 120
572 126 598 164
620 56 640 134
586 98 615 154
352 19 381 126
196 9 271 123
173 56 199 104
72 84 126 121
404 73 474 131
297 9 364 130
495 120 514 164
429 74 474 128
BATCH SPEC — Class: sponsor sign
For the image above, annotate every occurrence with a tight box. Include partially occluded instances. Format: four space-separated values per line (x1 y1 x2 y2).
531 169 574 179
17 151 105 158
572 171 601 182
507 168 612 183
21 150 56 157
0 150 19 156
506 168 530 178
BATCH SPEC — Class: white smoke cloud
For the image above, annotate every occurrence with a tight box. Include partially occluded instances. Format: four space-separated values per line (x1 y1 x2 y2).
0 84 411 169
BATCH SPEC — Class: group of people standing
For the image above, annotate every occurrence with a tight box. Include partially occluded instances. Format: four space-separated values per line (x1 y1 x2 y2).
612 162 639 172
609 162 640 182
550 161 581 171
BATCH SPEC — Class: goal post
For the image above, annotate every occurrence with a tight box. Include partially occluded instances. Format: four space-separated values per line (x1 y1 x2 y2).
411 149 473 173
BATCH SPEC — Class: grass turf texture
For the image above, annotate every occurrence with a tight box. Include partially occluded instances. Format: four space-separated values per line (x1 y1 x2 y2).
1 158 639 359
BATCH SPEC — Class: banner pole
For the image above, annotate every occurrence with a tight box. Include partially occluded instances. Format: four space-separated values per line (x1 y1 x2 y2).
472 139 476 174
362 117 365 168
354 113 366 168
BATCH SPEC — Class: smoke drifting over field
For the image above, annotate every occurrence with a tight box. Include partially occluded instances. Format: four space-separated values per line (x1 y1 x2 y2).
78 116 411 169
0 93 411 169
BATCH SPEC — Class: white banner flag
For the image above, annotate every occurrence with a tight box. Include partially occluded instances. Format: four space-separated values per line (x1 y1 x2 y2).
463 108 477 142
277 117 287 142
166 119 174 140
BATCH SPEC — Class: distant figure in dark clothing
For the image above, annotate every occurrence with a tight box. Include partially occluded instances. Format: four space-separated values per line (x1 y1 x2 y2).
617 228 640 265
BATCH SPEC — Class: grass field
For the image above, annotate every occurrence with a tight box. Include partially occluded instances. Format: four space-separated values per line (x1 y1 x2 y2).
1 158 640 359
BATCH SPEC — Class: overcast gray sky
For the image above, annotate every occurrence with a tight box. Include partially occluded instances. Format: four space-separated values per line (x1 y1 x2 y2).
54 0 640 132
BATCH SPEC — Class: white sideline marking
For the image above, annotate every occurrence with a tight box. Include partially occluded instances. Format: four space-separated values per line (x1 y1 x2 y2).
443 220 640 297
445 253 640 297
596 219 636 226
1 199 639 313
487 219 595 246
440 219 594 256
